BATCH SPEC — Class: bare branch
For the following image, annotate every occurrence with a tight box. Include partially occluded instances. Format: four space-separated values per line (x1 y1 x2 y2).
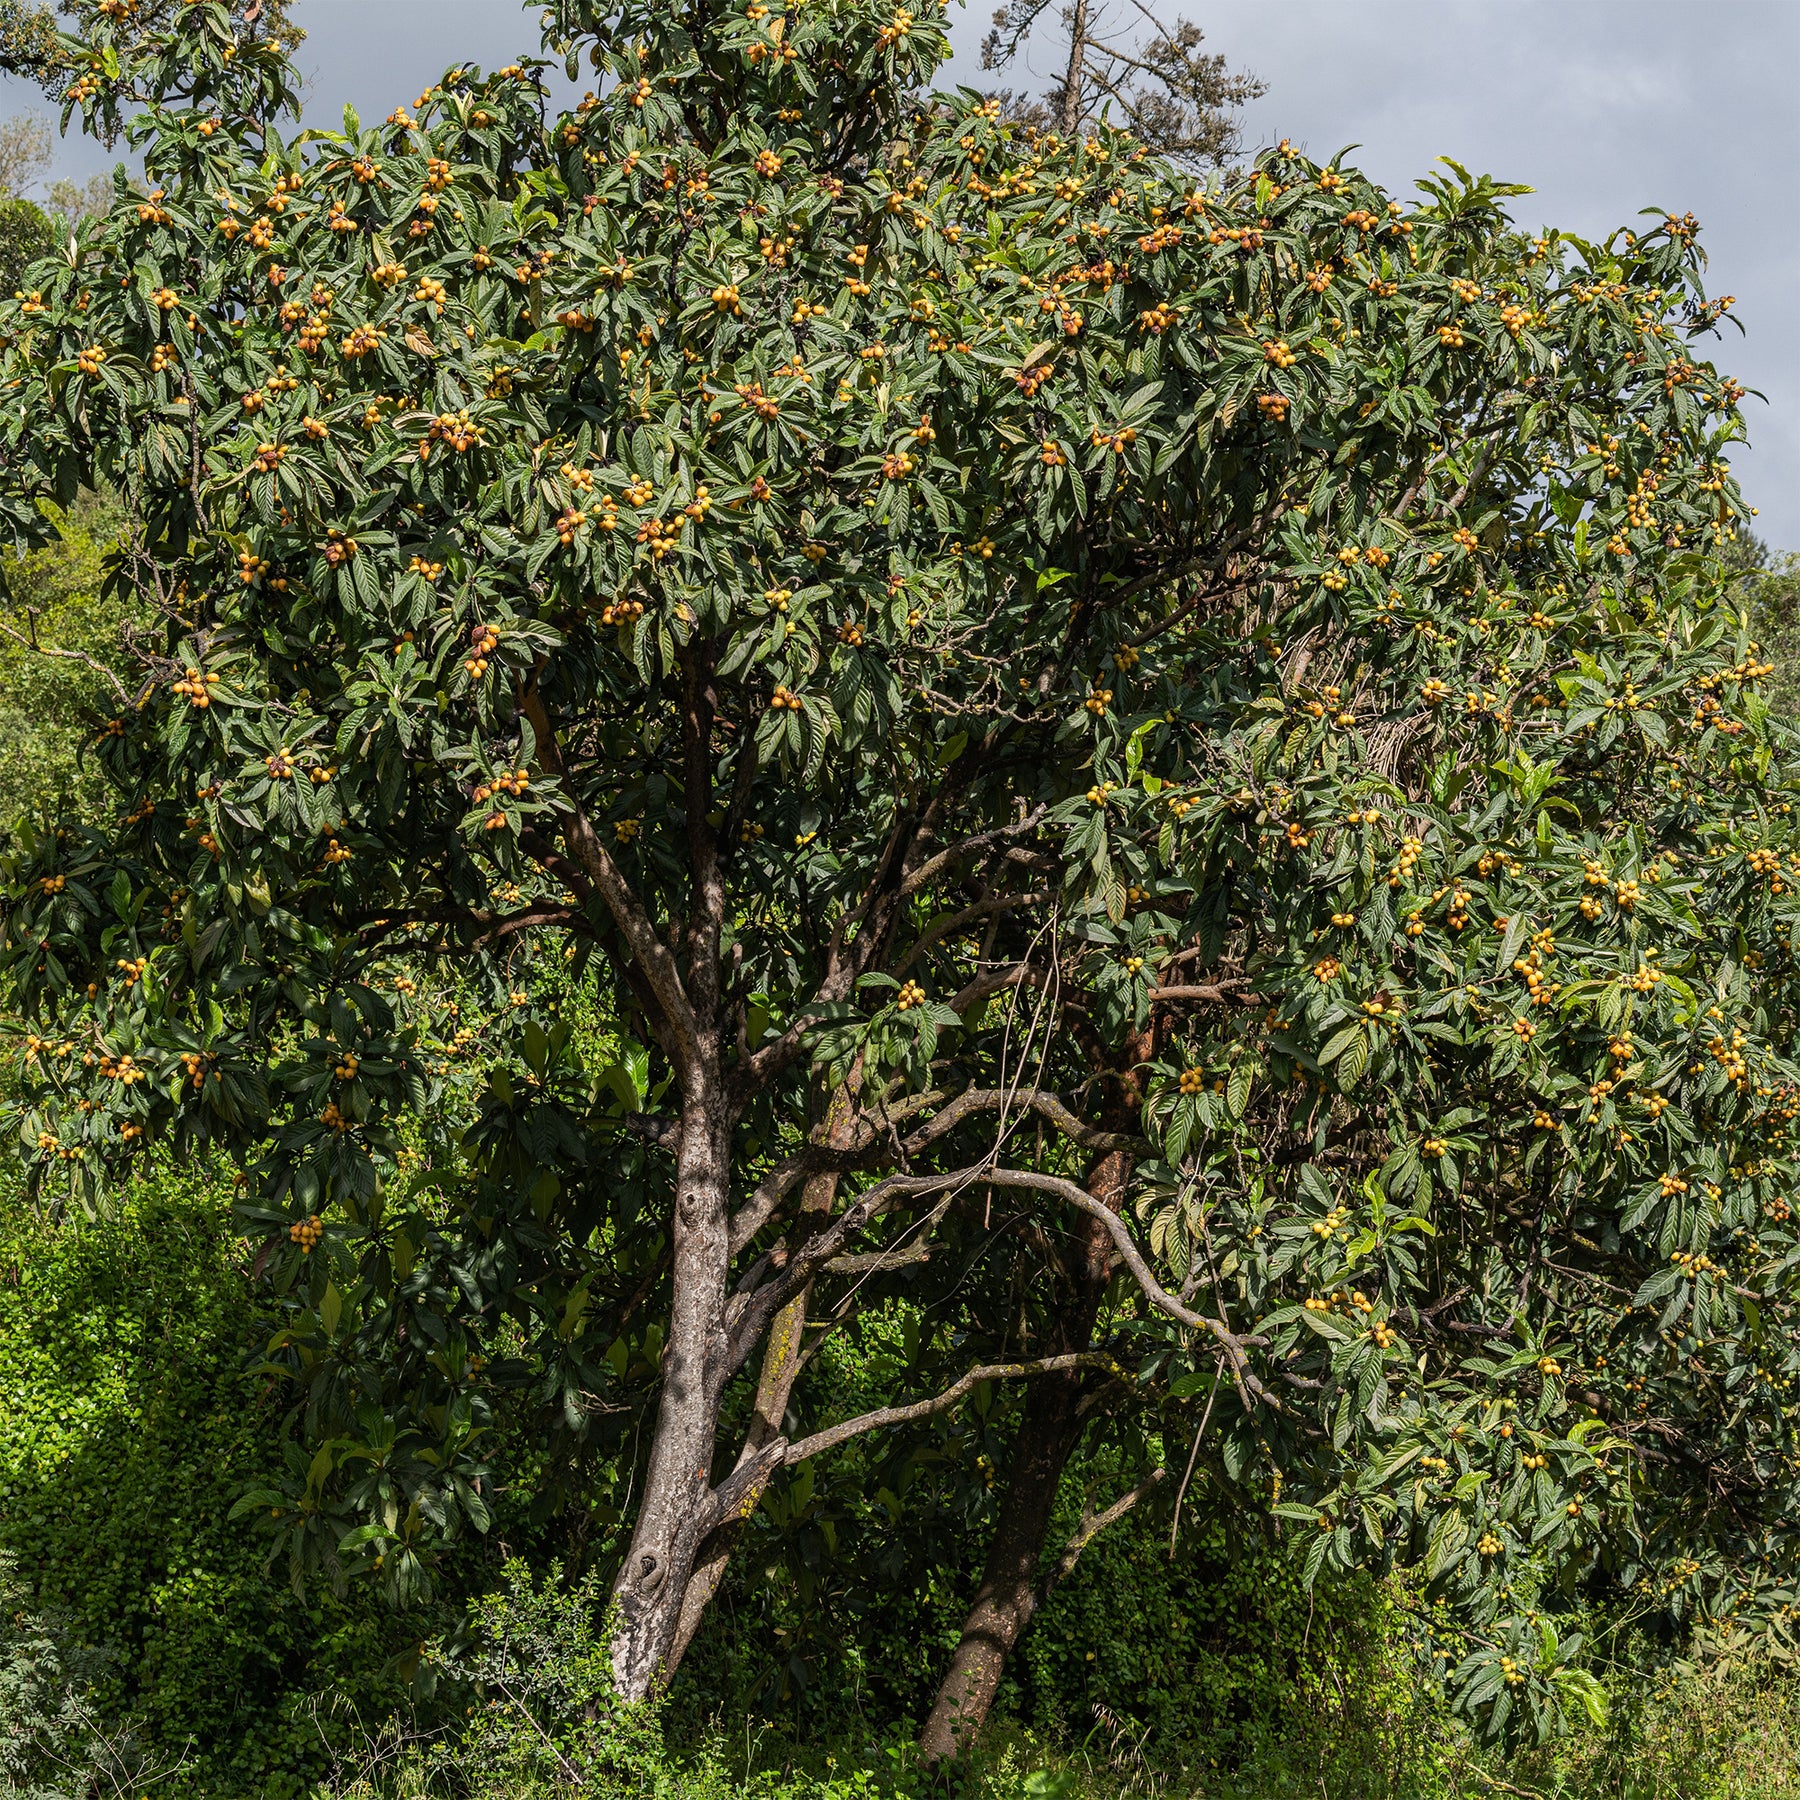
1041 1467 1166 1603
0 620 132 703
702 1351 1113 1535
893 887 1054 976
1123 569 1259 647
897 805 1049 900
520 685 701 1069
973 1166 1274 1405
823 1237 936 1274
788 1351 1111 1464
724 1164 994 1362
623 1112 680 1152
1151 981 1261 1007
903 1085 1142 1157
1169 1355 1223 1555
729 1154 1271 1409
949 960 1059 1013
728 1155 817 1256
468 903 582 949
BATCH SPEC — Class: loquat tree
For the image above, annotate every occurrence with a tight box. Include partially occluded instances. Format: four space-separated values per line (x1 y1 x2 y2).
0 0 302 110
2 0 1798 1752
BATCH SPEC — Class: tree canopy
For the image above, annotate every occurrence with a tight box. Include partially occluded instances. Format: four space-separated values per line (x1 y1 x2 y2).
0 0 1793 1749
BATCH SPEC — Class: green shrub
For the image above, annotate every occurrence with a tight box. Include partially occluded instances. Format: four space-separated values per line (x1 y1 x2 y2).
0 1551 124 1800
4 1163 1797 1800
666 1342 1421 1772
0 1165 434 1796
1509 1636 1800 1800
420 1560 668 1799
0 196 53 304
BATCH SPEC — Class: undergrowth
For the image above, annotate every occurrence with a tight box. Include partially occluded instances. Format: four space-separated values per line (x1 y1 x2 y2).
5 1170 1799 1800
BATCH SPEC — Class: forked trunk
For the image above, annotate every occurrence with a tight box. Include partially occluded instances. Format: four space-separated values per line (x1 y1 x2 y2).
661 1084 856 1681
608 1093 734 1700
658 1253 811 1677
918 1142 1132 1761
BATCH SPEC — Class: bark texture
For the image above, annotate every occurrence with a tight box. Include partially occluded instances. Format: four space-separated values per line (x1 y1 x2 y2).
608 1098 734 1699
606 646 736 1700
662 1085 855 1680
1057 0 1090 137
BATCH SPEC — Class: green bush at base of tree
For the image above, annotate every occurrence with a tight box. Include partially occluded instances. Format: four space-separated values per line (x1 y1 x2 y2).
0 1165 435 1795
6 1163 1800 1799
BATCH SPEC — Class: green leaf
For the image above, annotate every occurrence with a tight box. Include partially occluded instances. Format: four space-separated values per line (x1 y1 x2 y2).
1227 1059 1253 1118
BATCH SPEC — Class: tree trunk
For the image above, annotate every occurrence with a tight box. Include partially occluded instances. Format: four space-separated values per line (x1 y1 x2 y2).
1057 0 1090 138
918 1140 1132 1761
658 1226 815 1678
915 1314 1094 1760
660 1084 855 1680
608 1090 734 1701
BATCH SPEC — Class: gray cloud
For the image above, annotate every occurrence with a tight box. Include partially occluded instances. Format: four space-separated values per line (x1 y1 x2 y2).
3 0 1792 544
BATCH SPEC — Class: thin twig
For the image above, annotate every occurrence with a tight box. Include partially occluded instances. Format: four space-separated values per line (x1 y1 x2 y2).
0 619 132 702
1169 1355 1223 1557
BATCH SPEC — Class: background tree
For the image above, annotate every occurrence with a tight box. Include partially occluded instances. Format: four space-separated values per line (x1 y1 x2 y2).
0 106 121 225
0 105 129 280
1731 531 1800 721
981 0 1264 161
0 190 53 295
0 489 132 828
0 109 54 193
0 0 1793 1759
0 114 59 297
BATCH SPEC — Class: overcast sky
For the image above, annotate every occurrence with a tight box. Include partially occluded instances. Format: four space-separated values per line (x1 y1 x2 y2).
3 0 1794 546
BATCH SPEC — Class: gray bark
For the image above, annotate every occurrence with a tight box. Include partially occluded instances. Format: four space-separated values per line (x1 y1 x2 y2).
607 1090 734 1699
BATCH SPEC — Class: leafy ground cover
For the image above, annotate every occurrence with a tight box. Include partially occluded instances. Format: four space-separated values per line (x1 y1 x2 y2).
4 1166 1799 1799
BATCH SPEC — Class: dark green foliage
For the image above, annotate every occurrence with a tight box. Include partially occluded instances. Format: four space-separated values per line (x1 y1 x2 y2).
0 1554 121 1800
0 487 133 830
0 0 1794 1787
661 1302 1419 1762
0 0 303 112
3 1166 1800 1796
2 11 1790 1728
1018 1520 1388 1755
421 1561 671 1798
0 1159 1418 1794
0 1167 436 1795
0 1 65 98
